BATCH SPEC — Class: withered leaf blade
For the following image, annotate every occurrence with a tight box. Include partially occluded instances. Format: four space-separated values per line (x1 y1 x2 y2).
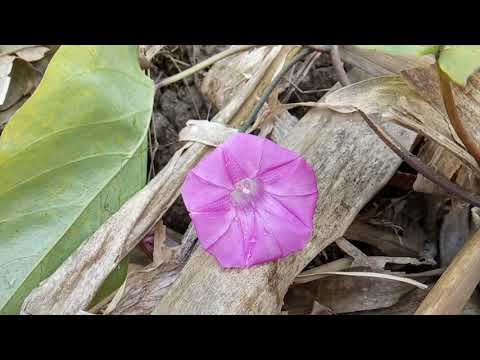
401 65 480 195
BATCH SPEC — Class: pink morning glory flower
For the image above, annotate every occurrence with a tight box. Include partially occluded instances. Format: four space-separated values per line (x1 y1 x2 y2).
181 133 318 268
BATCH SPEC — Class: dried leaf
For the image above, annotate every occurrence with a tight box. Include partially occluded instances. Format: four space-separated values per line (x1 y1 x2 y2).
401 65 480 194
201 46 272 109
335 237 370 267
323 76 429 118
353 282 480 315
388 106 480 178
345 219 422 257
310 301 334 315
437 205 480 270
366 256 432 269
299 270 427 288
0 46 37 57
107 268 180 315
178 120 238 146
103 221 181 315
0 56 41 110
321 72 480 196
0 56 14 105
141 45 166 62
339 45 434 77
15 46 50 62
290 275 416 314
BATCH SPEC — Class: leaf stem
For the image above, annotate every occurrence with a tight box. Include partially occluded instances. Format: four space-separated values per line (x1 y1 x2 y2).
357 109 480 208
436 61 480 166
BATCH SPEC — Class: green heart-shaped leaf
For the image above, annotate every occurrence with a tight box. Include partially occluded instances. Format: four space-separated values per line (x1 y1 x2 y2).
0 45 154 314
438 45 480 86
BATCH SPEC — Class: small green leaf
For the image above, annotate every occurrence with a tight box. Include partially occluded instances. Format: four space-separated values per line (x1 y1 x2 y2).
438 45 480 86
357 45 440 57
0 45 153 314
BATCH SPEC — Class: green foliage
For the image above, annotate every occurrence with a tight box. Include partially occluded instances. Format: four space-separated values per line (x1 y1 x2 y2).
438 46 480 86
0 45 154 314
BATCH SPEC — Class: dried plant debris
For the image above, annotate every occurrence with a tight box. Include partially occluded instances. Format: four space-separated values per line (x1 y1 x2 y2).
439 205 480 267
347 193 447 262
350 283 480 315
0 45 57 134
400 66 480 194
0 56 41 110
286 275 417 314
101 222 182 315
11 45 480 315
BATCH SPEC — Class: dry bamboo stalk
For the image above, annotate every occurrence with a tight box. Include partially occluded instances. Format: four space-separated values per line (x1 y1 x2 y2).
415 227 480 315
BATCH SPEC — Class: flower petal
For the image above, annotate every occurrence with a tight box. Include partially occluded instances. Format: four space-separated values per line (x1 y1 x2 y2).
260 157 318 197
181 172 232 213
190 208 236 250
190 146 235 190
254 193 313 255
204 218 247 268
256 136 300 176
245 215 283 266
219 133 264 178
267 192 318 228
220 147 249 184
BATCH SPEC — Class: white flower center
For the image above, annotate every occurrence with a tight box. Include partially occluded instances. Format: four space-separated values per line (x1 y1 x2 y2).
231 178 261 208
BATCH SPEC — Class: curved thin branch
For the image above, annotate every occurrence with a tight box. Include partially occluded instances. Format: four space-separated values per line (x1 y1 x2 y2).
357 109 480 208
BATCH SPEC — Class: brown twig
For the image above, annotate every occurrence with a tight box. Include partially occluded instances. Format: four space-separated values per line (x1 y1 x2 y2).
437 62 480 167
282 51 321 103
239 48 314 132
415 227 480 314
330 45 351 86
357 109 480 208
